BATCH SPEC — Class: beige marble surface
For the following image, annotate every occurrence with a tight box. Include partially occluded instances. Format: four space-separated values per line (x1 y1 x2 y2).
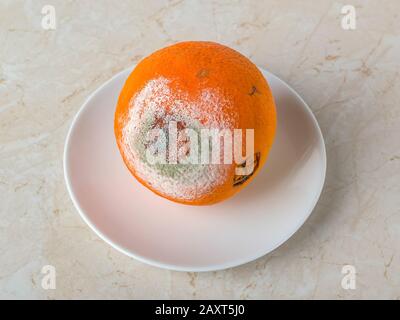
1 0 399 299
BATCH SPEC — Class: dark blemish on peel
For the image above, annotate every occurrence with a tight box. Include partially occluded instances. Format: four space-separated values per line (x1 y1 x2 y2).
233 152 261 186
249 85 260 96
197 69 209 78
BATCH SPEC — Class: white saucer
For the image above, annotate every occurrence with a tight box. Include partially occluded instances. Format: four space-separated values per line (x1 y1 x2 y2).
64 66 326 272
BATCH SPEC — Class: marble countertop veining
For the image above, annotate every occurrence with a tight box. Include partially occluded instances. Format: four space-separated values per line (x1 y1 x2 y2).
0 0 399 299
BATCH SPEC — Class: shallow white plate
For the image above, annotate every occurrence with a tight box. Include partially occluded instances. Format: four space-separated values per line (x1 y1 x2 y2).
64 66 326 272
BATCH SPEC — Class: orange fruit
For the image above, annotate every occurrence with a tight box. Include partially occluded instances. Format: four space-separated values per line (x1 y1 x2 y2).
115 41 276 205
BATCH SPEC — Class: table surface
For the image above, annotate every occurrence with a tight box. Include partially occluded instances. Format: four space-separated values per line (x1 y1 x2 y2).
1 0 399 299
